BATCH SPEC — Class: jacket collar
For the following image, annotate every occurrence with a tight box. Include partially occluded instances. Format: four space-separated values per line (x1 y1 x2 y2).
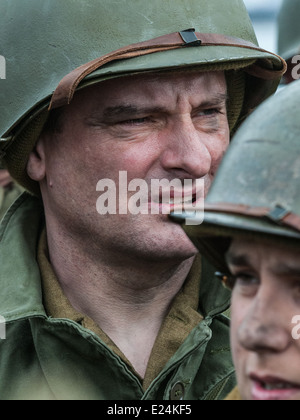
0 192 46 321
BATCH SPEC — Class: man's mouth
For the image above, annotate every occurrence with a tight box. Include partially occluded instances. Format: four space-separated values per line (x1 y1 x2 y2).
262 383 298 390
250 374 300 400
148 193 201 217
152 188 201 204
160 193 197 206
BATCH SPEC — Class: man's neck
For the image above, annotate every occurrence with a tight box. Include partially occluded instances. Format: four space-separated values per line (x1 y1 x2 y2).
45 223 195 378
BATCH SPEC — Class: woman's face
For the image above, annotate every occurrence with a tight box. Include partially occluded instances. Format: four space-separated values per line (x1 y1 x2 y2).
227 238 300 400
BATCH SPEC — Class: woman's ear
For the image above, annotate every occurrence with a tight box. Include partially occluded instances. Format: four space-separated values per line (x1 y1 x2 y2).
27 135 47 182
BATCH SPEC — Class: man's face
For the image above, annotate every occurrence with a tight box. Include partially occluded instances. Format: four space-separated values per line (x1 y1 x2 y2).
227 238 300 400
36 71 229 261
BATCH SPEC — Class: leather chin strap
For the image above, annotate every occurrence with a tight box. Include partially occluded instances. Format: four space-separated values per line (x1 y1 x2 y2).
205 202 300 234
49 29 286 110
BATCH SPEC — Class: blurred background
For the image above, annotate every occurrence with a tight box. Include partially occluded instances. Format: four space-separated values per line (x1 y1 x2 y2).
243 0 283 52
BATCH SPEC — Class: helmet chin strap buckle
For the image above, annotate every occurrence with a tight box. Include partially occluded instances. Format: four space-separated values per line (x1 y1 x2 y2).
266 205 291 225
179 29 202 47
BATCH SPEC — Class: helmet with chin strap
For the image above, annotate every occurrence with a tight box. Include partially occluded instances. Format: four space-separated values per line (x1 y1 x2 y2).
0 0 286 194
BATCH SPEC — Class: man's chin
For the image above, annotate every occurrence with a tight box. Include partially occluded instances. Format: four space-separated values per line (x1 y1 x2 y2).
143 218 199 260
93 212 199 261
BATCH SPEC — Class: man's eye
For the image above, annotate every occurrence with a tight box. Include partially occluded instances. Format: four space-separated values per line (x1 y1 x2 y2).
235 273 258 285
119 118 149 126
233 273 260 295
198 108 222 117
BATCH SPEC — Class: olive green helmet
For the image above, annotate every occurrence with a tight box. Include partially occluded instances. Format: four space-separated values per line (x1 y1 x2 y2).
0 0 286 194
175 79 300 272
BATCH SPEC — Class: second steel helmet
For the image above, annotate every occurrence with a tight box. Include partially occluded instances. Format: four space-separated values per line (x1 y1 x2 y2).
0 0 286 193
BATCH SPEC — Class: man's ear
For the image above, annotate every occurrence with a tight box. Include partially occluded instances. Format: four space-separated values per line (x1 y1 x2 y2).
27 136 47 182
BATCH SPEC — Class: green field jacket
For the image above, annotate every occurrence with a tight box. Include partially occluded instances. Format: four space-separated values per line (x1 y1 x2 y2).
0 183 23 221
0 193 236 400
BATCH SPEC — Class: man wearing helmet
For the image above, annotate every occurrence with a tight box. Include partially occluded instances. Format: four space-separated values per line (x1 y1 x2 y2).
177 80 300 400
0 0 285 400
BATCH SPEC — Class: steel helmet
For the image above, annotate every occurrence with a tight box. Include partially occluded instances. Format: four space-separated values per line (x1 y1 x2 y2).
278 0 300 84
175 79 300 272
0 0 286 194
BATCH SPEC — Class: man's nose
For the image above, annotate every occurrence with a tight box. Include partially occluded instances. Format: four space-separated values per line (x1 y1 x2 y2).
159 119 212 179
238 297 290 354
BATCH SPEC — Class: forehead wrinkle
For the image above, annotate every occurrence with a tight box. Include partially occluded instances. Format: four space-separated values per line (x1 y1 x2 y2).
85 72 228 123
102 105 167 119
227 239 300 278
197 92 229 108
225 252 253 268
96 91 228 120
